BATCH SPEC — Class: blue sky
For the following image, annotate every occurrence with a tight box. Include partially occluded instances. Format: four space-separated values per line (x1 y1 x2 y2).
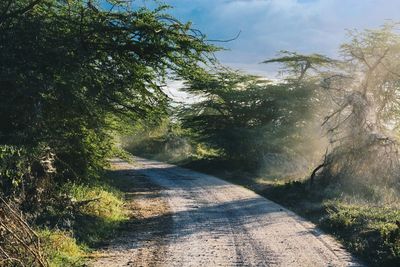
148 0 400 77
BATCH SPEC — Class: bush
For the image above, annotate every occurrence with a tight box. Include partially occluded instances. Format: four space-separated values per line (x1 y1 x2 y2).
123 118 195 163
60 182 128 246
35 180 129 266
39 229 84 267
65 183 126 221
0 144 56 212
322 202 400 267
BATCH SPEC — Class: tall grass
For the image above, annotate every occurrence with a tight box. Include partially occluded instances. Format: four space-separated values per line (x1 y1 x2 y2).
38 178 129 266
38 229 84 267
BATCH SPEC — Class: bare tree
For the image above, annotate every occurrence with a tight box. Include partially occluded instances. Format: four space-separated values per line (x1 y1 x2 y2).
315 23 400 188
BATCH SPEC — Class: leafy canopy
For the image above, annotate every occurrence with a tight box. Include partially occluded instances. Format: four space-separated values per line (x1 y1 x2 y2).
0 0 218 190
180 68 320 171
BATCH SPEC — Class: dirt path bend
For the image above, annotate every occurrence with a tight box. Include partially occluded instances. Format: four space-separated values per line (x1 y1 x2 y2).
91 157 363 267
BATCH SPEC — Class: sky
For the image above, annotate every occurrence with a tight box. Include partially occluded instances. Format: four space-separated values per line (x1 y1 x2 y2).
134 0 400 102
146 0 400 78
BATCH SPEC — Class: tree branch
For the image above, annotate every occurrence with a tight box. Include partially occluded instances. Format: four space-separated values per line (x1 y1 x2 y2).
0 0 43 24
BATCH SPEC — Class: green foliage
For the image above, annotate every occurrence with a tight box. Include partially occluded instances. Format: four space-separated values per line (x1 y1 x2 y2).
263 50 335 80
39 181 129 247
0 0 217 189
323 202 400 267
74 185 128 247
1 1 216 264
0 144 56 213
39 229 85 267
63 182 127 222
36 178 129 266
123 118 195 162
181 69 321 171
0 145 30 196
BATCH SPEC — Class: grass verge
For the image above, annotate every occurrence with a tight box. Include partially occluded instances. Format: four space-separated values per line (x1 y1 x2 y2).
37 172 129 266
262 181 400 267
38 229 84 267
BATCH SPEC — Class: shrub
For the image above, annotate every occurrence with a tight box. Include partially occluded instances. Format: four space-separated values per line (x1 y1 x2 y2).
39 229 84 267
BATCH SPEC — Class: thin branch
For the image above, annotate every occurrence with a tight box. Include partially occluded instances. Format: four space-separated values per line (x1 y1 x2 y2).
321 103 348 127
206 30 241 43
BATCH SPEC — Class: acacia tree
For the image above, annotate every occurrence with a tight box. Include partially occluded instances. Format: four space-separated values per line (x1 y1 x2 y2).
266 26 400 189
180 68 323 173
0 0 217 198
317 24 400 188
0 1 217 264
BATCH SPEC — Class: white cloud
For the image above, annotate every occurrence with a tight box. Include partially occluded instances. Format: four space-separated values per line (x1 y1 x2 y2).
166 0 400 76
163 81 203 104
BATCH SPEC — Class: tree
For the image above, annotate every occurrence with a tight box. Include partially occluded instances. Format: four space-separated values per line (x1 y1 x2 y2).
181 68 322 173
0 0 217 198
317 24 400 187
266 25 400 189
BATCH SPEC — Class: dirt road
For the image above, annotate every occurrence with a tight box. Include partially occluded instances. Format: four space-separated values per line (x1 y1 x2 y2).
91 157 362 267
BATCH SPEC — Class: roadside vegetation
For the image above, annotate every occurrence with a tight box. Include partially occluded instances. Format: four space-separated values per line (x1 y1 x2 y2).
0 0 216 266
1 167 129 266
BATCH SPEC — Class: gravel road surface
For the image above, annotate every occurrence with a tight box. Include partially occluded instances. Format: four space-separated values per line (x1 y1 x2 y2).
91 157 362 267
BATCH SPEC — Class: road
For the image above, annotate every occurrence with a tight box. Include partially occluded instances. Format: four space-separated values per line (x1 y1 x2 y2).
91 157 362 267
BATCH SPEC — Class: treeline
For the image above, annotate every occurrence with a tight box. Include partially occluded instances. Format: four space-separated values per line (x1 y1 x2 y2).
127 26 400 193
126 65 326 176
